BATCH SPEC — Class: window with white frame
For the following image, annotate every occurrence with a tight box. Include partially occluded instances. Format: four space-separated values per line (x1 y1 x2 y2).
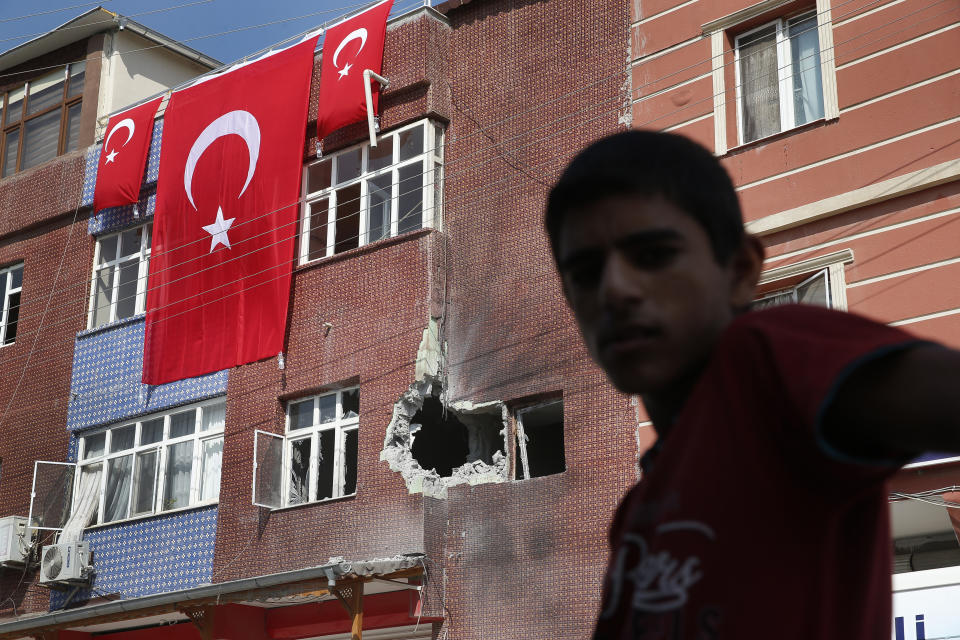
75 399 225 525
754 267 831 309
0 263 23 346
514 399 565 480
736 11 824 144
1 62 85 177
299 120 443 263
88 223 151 328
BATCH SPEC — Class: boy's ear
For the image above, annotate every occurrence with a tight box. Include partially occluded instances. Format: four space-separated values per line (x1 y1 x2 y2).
728 234 765 308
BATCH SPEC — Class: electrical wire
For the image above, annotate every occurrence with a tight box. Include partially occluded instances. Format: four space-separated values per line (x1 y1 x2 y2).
0 2 115 25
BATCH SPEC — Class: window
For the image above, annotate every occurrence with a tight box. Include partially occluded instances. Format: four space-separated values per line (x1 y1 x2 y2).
76 399 225 525
1 61 85 177
88 224 152 328
514 400 565 480
299 120 443 263
253 389 359 509
735 11 823 144
0 263 23 346
753 267 831 309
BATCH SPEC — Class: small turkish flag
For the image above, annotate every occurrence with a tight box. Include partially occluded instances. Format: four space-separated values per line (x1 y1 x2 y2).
316 0 393 141
93 97 162 212
143 36 319 385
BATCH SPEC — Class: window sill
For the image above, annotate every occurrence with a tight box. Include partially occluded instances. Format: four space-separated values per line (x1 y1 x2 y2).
83 500 218 531
78 313 145 339
725 116 836 157
295 227 435 273
266 492 357 512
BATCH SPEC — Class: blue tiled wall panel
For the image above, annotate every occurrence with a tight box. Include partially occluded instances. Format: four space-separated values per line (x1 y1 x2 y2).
85 120 164 234
49 506 218 609
67 317 227 432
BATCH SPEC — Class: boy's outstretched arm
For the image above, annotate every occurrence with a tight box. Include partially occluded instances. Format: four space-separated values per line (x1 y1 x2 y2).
823 344 960 461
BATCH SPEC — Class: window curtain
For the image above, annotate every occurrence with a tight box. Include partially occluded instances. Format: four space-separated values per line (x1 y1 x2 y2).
199 438 223 502
739 27 781 142
789 16 824 125
103 455 132 522
60 465 102 543
163 441 193 510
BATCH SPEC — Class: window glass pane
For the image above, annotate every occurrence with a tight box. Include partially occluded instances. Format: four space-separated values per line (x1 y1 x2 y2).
3 291 20 345
132 449 158 515
163 440 193 510
64 102 82 152
289 399 314 431
398 125 424 161
120 228 142 258
797 270 829 306
2 127 19 177
5 87 24 125
739 25 780 143
170 410 196 438
104 454 132 522
334 183 360 254
115 259 139 320
336 148 362 184
789 15 824 126
342 388 359 419
369 137 393 171
68 61 86 98
434 124 442 157
199 437 223 502
26 70 65 116
92 267 114 326
367 174 391 243
141 418 164 445
307 159 332 192
398 163 423 234
83 432 105 459
201 402 226 432
288 437 311 505
318 393 336 423
307 198 329 261
316 429 335 500
9 265 22 290
21 108 60 169
80 462 103 524
98 235 118 264
110 425 136 452
344 428 358 496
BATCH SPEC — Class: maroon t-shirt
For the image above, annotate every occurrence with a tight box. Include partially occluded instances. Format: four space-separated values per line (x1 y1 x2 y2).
594 305 924 640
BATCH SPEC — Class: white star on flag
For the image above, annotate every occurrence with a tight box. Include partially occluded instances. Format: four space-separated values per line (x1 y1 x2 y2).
202 207 235 252
105 149 118 163
338 62 352 79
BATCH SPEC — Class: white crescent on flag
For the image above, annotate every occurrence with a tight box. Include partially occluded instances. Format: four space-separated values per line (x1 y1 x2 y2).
332 28 367 79
183 110 261 211
103 118 135 163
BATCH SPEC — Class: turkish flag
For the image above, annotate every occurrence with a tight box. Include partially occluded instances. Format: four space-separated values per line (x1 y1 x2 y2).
316 0 393 141
93 97 162 211
143 36 319 385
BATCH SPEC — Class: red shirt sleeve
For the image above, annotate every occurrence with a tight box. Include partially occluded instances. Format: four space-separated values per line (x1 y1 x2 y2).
728 304 929 482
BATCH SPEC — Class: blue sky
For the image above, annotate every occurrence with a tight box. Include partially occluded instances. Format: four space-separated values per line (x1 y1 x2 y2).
0 0 429 65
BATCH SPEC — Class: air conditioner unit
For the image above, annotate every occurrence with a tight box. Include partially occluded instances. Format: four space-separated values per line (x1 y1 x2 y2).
39 542 91 585
0 516 33 567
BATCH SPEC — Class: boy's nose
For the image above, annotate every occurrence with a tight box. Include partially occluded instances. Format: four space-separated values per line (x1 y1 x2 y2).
598 253 645 310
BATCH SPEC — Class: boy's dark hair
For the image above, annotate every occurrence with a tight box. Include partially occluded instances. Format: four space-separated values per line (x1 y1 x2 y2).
545 130 745 264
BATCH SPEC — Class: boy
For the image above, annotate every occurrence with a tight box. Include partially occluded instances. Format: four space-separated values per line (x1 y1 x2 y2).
545 130 960 639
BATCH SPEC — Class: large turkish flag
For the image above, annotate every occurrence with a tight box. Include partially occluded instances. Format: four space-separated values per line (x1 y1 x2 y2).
143 36 319 385
316 0 393 141
93 97 162 211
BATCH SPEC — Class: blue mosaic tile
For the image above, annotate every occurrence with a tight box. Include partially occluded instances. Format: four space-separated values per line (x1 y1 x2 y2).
49 506 218 609
86 120 164 236
67 317 227 432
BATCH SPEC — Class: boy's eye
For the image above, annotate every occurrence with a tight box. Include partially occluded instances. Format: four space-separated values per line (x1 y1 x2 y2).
626 245 678 269
562 258 603 288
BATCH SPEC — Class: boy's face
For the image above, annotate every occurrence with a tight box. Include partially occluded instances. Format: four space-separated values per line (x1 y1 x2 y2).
556 194 759 396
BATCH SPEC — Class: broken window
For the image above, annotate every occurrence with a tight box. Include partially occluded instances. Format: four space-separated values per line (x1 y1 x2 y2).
409 394 504 478
515 400 565 480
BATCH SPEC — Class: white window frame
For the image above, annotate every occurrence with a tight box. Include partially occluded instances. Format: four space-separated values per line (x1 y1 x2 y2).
87 223 152 329
74 398 225 526
755 248 852 310
298 119 443 264
281 388 359 507
0 262 23 346
734 10 823 144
